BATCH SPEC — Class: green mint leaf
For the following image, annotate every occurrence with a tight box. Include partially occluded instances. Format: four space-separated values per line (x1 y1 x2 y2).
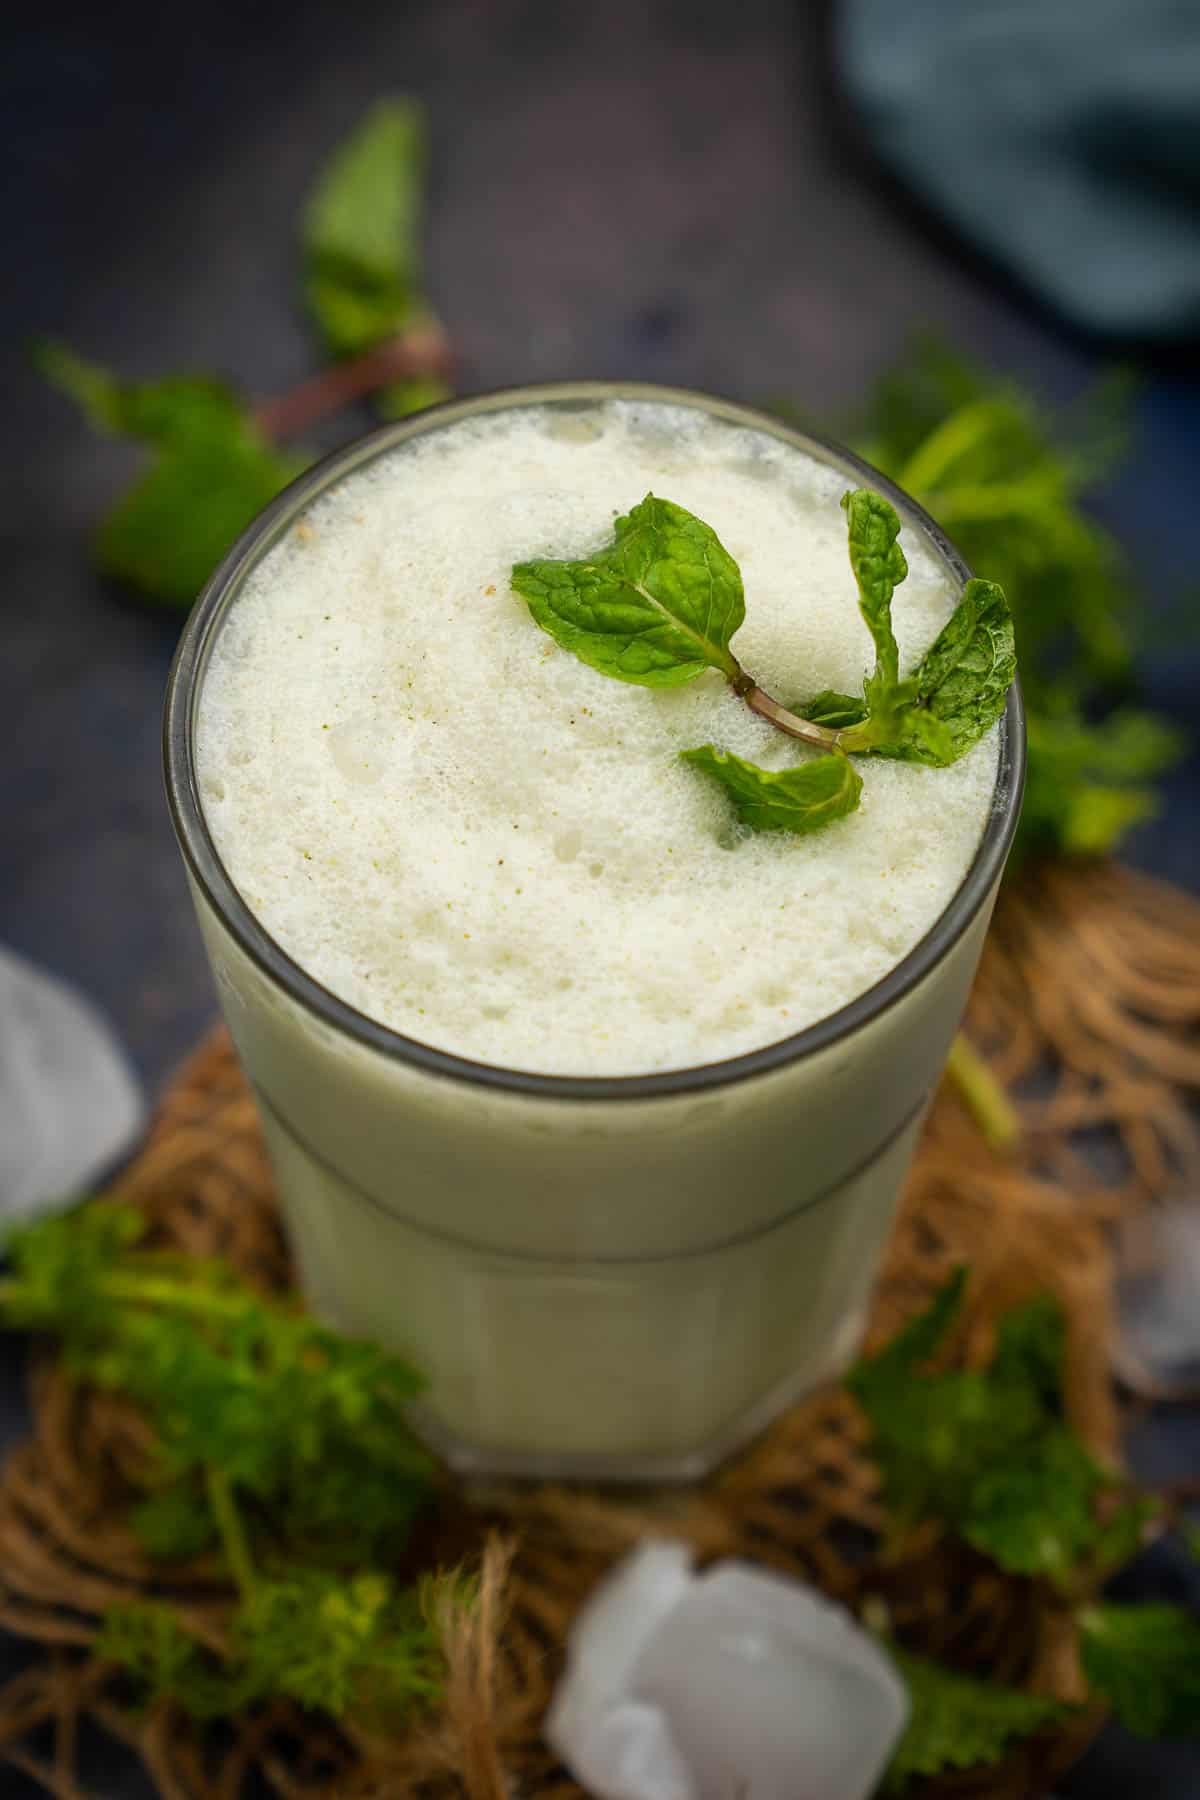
885 1645 1071 1793
97 424 306 606
909 578 1016 757
850 578 1015 766
35 339 248 445
799 688 870 729
682 746 862 836
847 338 1183 865
512 493 745 686
963 1428 1105 1578
304 98 433 360
1018 708 1186 864
1079 1604 1200 1737
989 1292 1066 1404
849 1274 1069 1538
131 1484 219 1560
841 487 907 698
38 345 306 606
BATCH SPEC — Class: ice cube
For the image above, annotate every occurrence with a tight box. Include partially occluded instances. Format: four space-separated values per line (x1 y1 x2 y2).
545 1543 909 1800
545 1542 695 1777
1114 1200 1200 1398
0 946 144 1226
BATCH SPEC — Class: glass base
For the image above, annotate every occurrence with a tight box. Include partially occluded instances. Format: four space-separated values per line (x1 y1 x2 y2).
408 1303 867 1485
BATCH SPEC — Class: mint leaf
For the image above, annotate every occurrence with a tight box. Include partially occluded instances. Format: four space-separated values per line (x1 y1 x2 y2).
855 578 1015 767
1079 1604 1200 1737
512 494 745 686
682 746 862 836
963 1428 1105 1578
841 487 907 697
98 425 306 606
304 97 437 387
836 489 1007 767
131 1484 218 1560
1019 708 1185 862
37 344 306 606
909 578 1016 757
800 688 869 729
885 1645 1071 1793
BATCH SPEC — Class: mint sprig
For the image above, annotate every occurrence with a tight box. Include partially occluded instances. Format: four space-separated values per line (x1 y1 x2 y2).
884 1646 1072 1793
511 485 1015 842
303 97 450 420
1079 1604 1200 1738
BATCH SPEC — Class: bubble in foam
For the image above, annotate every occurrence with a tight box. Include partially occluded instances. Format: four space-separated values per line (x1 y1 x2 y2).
196 397 1000 1077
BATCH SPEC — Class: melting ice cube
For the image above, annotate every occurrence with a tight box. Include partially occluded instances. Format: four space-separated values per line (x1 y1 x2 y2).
0 946 144 1226
545 1542 909 1800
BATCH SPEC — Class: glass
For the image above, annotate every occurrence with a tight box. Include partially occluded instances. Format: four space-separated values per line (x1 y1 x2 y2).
164 383 1025 1482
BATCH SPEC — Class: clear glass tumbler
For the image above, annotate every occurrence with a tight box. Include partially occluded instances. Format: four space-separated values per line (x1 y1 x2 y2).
164 382 1024 1482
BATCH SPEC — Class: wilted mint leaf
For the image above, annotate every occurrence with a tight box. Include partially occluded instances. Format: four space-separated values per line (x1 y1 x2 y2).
37 342 305 607
1079 1604 1200 1737
681 746 862 836
512 494 745 685
304 97 445 414
885 1645 1071 1793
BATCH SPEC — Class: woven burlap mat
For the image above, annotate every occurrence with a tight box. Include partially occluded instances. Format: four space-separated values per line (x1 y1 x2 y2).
2 859 1199 1799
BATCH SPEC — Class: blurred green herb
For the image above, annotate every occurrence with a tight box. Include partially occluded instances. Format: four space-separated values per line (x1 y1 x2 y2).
853 1273 1200 1783
33 342 307 607
303 97 451 420
844 341 1186 865
0 1201 463 1724
35 96 452 607
884 1646 1071 1794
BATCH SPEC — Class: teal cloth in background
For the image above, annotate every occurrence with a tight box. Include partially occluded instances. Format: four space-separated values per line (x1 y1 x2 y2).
837 0 1200 340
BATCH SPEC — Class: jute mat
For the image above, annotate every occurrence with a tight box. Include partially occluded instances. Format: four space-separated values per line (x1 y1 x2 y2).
2 859 1199 1799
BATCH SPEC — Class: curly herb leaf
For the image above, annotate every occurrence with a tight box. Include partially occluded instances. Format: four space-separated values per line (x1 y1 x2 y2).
850 1273 1140 1580
681 745 862 836
513 493 745 686
1079 1604 1200 1737
885 1645 1072 1793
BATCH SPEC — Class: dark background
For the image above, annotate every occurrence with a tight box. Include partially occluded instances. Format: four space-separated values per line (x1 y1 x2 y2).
2 2 1198 1794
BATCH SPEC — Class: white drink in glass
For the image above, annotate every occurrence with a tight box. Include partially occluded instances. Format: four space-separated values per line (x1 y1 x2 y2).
167 385 1021 1481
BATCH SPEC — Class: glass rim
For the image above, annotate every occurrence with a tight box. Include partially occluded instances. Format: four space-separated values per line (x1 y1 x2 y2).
163 379 1026 1104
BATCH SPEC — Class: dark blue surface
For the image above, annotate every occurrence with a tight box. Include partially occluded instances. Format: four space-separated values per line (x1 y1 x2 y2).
1 3 1197 1794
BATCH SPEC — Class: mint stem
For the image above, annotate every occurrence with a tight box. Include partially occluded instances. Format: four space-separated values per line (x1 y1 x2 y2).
205 1467 256 1601
944 1034 1020 1151
741 681 845 751
253 322 455 441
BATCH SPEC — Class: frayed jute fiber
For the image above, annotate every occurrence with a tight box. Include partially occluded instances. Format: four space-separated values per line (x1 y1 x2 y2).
2 858 1199 1799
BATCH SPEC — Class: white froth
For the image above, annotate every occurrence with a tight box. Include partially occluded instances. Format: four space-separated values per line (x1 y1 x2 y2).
196 400 1000 1075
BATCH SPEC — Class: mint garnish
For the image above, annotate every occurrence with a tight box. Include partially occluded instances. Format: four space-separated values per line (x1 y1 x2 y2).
512 485 1016 841
681 746 862 837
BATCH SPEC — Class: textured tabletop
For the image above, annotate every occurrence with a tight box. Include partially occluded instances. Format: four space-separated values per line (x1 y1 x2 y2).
2 3 1198 1793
